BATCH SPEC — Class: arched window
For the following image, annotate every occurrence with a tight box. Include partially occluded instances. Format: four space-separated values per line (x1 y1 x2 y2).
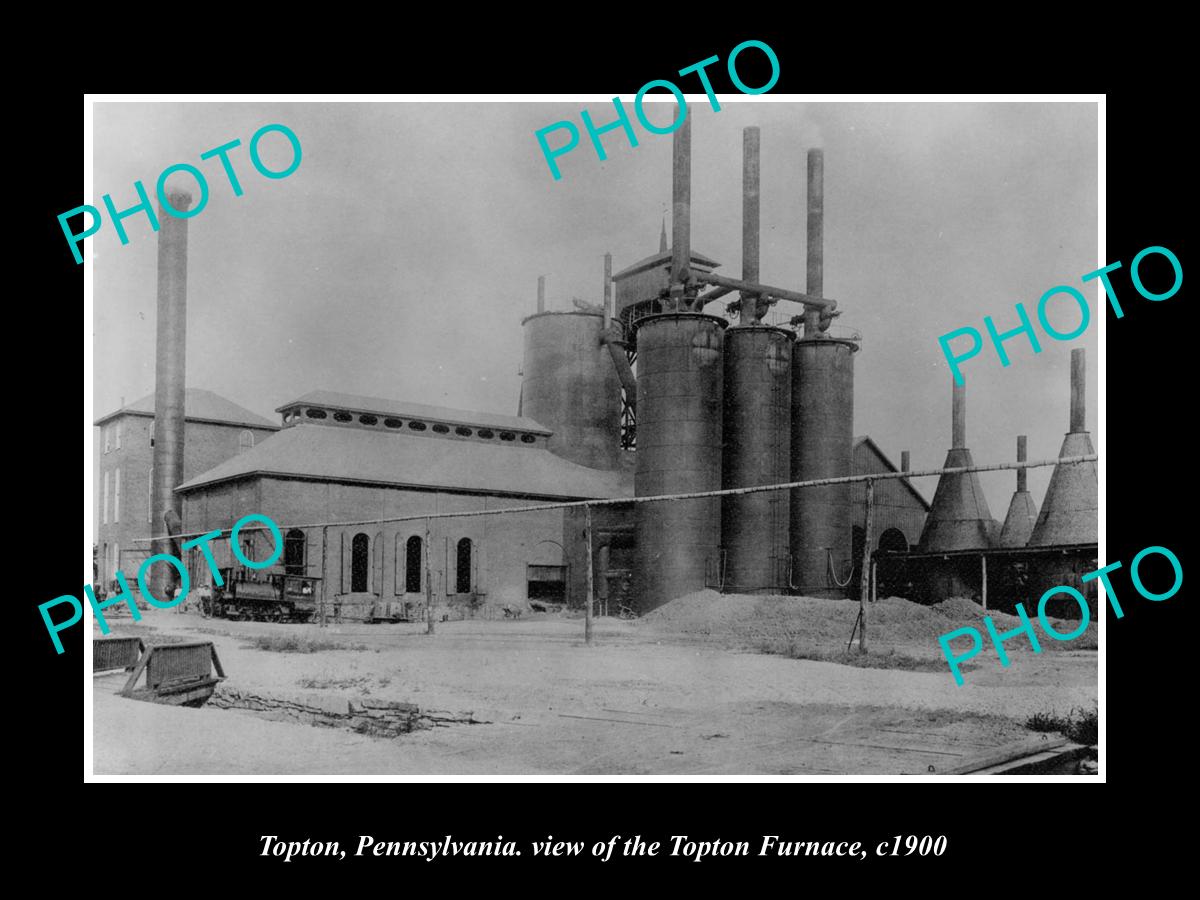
456 538 473 594
238 429 255 452
877 528 909 554
405 536 423 593
351 533 370 592
284 529 306 575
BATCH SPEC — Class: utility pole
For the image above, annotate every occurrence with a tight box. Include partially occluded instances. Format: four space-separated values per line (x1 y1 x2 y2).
425 519 435 635
858 479 874 654
584 505 594 646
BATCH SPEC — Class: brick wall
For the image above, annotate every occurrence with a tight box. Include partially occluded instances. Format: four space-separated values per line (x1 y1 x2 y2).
182 475 570 618
94 414 276 582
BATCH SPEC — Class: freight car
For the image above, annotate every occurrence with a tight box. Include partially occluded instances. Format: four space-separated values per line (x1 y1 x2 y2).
202 566 320 623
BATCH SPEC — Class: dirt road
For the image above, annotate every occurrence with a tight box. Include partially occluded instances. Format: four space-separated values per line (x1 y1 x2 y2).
91 613 1096 775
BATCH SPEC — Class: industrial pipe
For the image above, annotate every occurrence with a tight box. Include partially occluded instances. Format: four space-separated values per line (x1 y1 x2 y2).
537 275 545 313
742 126 761 323
901 450 911 472
698 284 736 305
693 271 836 312
601 326 637 413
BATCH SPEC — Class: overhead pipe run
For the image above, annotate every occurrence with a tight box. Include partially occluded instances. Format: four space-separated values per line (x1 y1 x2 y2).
694 271 837 313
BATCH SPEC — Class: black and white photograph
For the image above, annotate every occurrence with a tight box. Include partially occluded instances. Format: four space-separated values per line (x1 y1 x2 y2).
85 96 1102 778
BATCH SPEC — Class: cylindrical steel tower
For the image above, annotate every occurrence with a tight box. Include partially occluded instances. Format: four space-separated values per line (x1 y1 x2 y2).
721 325 793 593
634 313 726 611
789 336 857 597
521 311 623 470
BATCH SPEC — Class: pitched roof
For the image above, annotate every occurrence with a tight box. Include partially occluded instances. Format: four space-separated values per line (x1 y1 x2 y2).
95 388 279 429
277 390 551 435
854 435 931 510
612 248 721 280
177 423 631 500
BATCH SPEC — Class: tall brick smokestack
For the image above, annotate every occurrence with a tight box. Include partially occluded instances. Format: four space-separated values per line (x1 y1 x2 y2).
150 190 190 602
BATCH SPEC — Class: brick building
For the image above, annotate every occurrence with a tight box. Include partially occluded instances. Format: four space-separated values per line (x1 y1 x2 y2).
175 391 633 620
93 388 279 584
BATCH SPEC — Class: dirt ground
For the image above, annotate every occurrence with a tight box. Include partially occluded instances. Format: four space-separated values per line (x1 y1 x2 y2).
91 602 1097 776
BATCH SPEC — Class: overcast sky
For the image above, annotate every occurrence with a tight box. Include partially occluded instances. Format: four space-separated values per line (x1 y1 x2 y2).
91 99 1098 516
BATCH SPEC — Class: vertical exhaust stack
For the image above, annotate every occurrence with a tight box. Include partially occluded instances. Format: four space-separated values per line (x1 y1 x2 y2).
670 115 692 308
803 149 824 334
917 380 994 552
789 148 857 597
150 189 191 603
537 275 546 314
952 380 966 448
1028 348 1097 546
741 126 761 324
998 435 1039 547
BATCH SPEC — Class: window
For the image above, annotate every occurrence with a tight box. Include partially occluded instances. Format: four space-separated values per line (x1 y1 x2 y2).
359 414 378 426
147 466 154 522
115 421 121 450
238 429 255 452
520 434 536 444
477 429 494 439
350 533 370 592
384 418 403 428
499 431 515 441
333 411 353 423
408 420 427 431
284 529 306 575
432 423 449 434
405 536 423 593
103 426 110 453
113 468 121 523
102 471 109 524
455 426 472 437
456 538 472 594
306 408 327 419
113 542 120 576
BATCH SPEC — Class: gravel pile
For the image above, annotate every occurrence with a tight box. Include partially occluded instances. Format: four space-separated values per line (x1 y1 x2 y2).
640 590 1095 650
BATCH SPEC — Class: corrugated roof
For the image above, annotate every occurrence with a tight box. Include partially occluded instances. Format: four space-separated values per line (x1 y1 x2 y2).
177 423 631 500
854 435 931 510
95 388 279 429
277 390 551 435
